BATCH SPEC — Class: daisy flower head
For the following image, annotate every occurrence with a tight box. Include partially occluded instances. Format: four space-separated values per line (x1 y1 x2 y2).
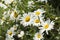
4 0 14 5
28 1 34 7
20 12 34 27
33 9 46 17
32 16 44 27
6 29 15 38
10 10 20 21
10 24 18 31
39 19 54 34
33 32 44 40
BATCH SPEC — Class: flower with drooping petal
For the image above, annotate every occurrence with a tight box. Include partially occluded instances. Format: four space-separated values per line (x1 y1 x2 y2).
10 10 20 21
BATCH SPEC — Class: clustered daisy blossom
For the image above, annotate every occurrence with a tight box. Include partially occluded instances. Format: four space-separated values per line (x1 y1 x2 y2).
20 9 45 27
0 0 55 40
4 8 54 40
5 24 24 40
20 9 54 40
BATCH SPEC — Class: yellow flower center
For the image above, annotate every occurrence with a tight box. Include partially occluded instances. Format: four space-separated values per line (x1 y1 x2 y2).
35 19 40 23
35 11 40 16
37 34 41 38
8 31 12 35
44 24 49 29
25 16 30 22
14 12 18 18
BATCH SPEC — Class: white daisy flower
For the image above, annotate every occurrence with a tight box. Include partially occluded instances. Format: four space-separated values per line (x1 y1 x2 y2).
20 12 34 26
6 29 15 38
32 16 44 26
33 32 44 40
10 10 20 21
39 19 54 34
33 9 45 17
0 2 7 9
10 24 18 31
18 31 24 38
4 0 14 4
28 1 34 7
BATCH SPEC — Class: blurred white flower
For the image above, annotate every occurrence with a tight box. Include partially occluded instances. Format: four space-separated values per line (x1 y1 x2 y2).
6 29 15 38
20 12 34 26
10 10 20 21
4 0 14 4
33 9 46 17
32 16 44 26
39 19 54 34
56 36 60 40
28 1 34 7
10 24 18 31
18 31 24 38
0 3 7 9
33 32 44 40
3 10 11 18
55 17 58 20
